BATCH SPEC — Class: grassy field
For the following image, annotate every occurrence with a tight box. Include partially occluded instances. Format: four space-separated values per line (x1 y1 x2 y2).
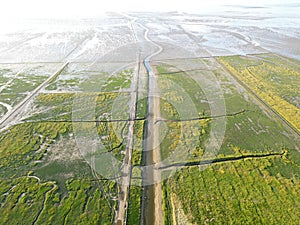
164 152 300 224
127 186 142 224
0 121 117 224
156 61 298 164
25 91 132 122
157 57 300 224
157 64 210 120
157 64 212 163
0 64 136 224
217 54 300 131
1 56 299 224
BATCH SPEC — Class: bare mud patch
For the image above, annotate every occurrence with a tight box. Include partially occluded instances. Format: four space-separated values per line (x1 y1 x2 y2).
47 135 82 162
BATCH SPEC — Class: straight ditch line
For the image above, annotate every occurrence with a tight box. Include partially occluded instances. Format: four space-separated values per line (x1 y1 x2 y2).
159 151 285 171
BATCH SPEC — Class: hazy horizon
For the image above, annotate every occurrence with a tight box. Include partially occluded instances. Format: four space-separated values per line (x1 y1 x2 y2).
1 0 300 19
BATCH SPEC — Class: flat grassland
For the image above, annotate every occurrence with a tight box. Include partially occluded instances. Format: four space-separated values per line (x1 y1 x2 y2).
0 121 116 224
0 68 136 224
0 54 299 224
159 56 300 224
217 54 300 132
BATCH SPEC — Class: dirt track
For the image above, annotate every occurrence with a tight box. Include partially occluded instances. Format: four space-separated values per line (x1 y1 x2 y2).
139 22 164 225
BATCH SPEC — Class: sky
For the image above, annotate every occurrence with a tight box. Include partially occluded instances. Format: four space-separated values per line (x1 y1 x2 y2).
1 0 299 19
